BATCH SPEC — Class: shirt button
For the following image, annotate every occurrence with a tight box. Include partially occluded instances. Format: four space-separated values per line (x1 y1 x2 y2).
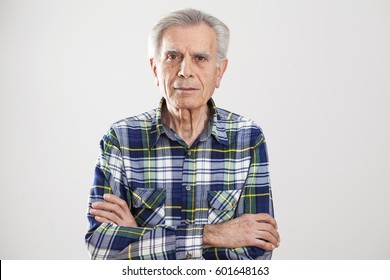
231 201 237 208
185 185 191 191
186 252 192 259
185 219 191 224
187 150 192 156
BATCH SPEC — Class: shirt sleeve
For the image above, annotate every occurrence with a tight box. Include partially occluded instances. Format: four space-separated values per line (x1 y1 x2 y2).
85 128 205 260
202 133 275 260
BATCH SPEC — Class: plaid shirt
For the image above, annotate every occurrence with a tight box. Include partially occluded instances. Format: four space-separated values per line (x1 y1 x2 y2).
86 98 274 260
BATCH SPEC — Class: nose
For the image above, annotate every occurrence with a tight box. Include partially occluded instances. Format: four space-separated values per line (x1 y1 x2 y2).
178 56 194 79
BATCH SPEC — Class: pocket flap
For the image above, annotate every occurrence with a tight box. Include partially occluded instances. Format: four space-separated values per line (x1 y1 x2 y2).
207 190 242 211
131 188 166 209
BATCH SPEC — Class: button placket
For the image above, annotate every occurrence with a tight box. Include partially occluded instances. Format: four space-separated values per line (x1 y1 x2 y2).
181 147 196 226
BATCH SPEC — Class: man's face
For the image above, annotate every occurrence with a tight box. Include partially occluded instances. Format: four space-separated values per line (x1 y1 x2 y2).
151 23 228 111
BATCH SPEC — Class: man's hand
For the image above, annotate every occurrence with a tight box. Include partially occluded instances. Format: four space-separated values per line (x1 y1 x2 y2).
203 213 280 251
89 194 138 227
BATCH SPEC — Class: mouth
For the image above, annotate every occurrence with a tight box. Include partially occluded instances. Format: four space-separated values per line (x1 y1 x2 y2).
173 86 199 92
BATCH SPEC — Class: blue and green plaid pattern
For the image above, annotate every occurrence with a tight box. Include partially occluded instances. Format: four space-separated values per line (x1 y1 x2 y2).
86 98 274 260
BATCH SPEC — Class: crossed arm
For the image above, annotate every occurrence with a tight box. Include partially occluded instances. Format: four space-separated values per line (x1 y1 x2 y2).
90 193 280 253
87 128 280 259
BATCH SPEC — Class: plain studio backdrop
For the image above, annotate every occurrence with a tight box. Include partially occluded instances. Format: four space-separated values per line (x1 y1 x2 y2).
0 0 389 260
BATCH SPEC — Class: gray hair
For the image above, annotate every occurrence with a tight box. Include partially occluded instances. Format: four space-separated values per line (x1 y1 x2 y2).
148 8 230 63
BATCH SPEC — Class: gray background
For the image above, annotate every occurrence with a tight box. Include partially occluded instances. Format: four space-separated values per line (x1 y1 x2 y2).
1 0 389 259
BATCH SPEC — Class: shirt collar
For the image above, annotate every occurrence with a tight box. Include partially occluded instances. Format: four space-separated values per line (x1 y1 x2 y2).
149 98 229 148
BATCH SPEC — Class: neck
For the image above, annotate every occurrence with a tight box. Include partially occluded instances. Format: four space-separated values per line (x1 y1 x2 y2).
163 103 210 147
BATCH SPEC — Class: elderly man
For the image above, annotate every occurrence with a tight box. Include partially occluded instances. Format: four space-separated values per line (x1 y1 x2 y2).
86 8 280 260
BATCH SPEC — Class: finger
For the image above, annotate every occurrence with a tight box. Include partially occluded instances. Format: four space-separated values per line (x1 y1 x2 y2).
255 222 280 244
253 238 275 251
90 208 121 225
94 215 117 225
103 194 130 213
253 213 278 229
91 200 137 227
255 230 279 248
92 201 126 220
253 214 280 244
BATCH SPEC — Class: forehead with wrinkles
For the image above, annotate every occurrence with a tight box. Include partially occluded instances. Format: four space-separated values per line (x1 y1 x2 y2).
159 23 217 59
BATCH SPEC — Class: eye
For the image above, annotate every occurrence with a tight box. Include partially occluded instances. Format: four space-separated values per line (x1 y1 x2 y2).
195 55 206 61
167 53 180 60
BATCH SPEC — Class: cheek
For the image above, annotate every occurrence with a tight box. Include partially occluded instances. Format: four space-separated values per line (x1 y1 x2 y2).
159 67 176 83
203 71 219 89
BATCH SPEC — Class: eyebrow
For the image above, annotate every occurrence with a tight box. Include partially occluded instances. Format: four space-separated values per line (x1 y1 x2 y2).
164 49 211 58
192 52 211 59
164 48 180 53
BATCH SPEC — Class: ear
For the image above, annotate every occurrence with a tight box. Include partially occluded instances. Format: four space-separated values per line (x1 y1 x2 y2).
215 59 228 88
149 58 159 87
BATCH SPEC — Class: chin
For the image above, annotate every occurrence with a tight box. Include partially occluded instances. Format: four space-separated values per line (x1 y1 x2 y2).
177 100 207 110
167 96 203 109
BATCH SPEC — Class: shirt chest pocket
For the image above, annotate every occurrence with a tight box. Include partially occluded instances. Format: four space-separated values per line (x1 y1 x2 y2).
207 189 242 224
131 188 166 227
